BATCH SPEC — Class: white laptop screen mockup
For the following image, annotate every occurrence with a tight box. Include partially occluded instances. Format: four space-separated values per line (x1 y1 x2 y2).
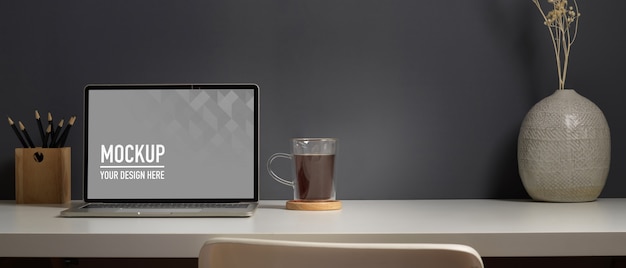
84 84 258 202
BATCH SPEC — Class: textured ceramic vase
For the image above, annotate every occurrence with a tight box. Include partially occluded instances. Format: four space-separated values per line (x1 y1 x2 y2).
518 89 611 202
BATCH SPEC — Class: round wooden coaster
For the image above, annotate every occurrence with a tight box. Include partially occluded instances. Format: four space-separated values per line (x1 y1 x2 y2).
286 200 342 211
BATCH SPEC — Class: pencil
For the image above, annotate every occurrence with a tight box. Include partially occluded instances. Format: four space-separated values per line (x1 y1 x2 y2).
43 124 52 148
47 112 53 138
50 118 64 147
18 121 36 148
57 116 76 148
7 116 28 148
35 110 45 147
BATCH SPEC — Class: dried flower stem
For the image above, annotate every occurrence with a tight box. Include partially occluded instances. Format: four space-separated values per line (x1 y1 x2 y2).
532 0 581 90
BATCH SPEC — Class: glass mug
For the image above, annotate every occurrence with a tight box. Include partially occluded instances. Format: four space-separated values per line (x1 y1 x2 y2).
267 138 337 201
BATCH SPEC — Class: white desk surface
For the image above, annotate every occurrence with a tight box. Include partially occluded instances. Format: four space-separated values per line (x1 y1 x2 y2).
1 199 626 258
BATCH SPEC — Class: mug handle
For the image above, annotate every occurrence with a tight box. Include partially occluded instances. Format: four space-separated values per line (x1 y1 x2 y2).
267 153 294 187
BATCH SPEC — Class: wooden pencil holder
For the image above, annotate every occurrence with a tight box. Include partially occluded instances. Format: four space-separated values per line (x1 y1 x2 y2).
15 147 71 204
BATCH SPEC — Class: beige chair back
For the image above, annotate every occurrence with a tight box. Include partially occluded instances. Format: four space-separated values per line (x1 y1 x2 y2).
199 237 483 268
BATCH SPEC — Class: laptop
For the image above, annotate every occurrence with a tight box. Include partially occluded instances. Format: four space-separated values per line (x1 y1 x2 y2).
60 84 259 217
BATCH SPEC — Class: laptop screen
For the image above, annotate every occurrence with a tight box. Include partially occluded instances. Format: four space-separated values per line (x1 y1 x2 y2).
84 84 258 202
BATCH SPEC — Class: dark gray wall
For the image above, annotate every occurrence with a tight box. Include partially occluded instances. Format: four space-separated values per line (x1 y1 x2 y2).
1 1 624 200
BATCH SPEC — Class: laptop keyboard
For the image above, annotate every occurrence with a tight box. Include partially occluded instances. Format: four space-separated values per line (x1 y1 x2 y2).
84 203 249 209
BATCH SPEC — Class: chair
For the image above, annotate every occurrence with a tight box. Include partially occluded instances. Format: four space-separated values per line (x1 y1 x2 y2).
199 237 484 268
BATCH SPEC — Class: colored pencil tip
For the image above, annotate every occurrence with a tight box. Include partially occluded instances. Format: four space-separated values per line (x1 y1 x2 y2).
35 110 40 119
68 116 76 125
18 121 25 130
7 116 14 125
